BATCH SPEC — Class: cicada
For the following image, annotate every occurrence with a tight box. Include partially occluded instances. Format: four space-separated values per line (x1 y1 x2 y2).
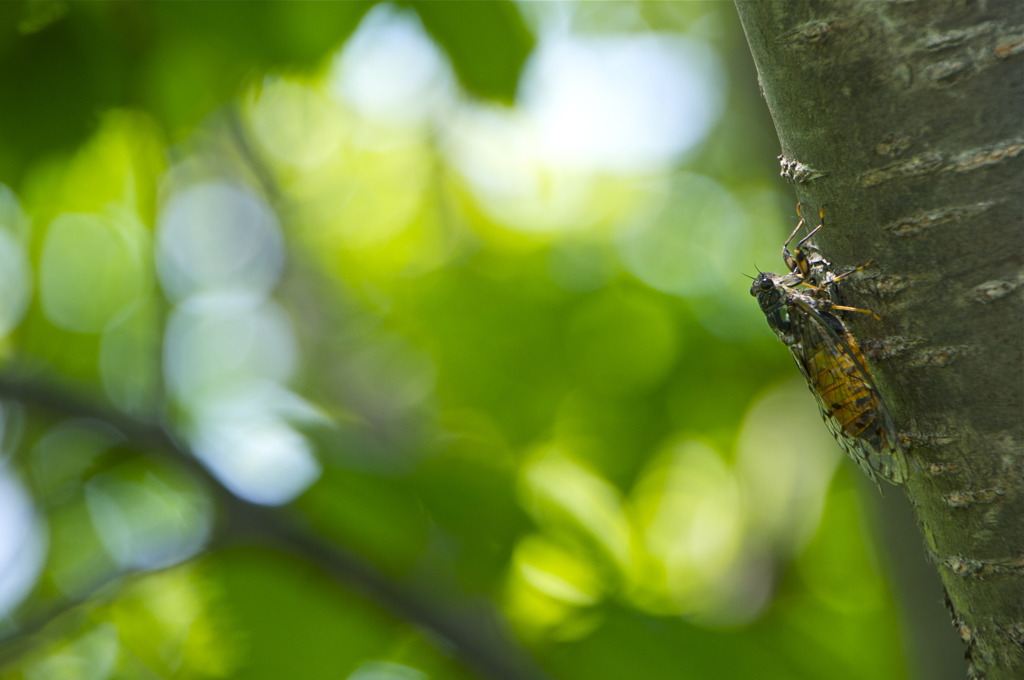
751 206 907 487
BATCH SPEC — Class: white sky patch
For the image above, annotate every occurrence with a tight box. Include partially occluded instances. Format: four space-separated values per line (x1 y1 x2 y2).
522 32 725 172
330 4 453 128
443 31 725 233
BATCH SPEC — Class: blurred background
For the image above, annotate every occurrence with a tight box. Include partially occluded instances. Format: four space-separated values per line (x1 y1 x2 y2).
0 3 948 679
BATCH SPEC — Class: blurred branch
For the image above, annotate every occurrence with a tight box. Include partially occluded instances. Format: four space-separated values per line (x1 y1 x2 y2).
224 104 284 206
0 373 551 680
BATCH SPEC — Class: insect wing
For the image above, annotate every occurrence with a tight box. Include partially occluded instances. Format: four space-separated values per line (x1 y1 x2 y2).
784 295 908 486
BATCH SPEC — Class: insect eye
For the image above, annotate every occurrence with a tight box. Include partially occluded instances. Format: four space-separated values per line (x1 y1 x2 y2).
750 274 773 296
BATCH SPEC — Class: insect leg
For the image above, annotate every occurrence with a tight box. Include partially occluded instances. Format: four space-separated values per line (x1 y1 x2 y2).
830 303 882 321
787 204 831 282
796 205 826 249
829 260 875 284
783 203 809 274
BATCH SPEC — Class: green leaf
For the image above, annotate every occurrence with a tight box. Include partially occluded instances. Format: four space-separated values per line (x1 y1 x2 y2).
406 0 534 103
0 1 376 181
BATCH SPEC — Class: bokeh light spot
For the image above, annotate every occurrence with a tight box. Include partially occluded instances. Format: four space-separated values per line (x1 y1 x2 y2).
191 410 321 507
0 466 46 618
249 78 345 170
164 294 297 404
86 467 212 571
629 440 745 618
0 186 31 337
736 380 842 556
157 181 283 301
0 230 31 337
40 212 147 333
505 532 605 641
617 172 747 298
347 661 428 680
519 447 635 575
22 623 119 680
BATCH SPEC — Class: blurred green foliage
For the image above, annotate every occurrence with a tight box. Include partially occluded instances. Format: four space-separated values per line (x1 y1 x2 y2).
0 3 919 680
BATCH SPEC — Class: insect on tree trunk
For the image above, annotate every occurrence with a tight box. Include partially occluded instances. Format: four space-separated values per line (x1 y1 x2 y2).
733 2 1024 679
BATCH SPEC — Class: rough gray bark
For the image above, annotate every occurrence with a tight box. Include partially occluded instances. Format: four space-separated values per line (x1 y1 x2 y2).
734 2 1023 679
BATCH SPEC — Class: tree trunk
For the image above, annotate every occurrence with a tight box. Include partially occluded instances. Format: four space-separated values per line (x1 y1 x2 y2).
733 2 1023 679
